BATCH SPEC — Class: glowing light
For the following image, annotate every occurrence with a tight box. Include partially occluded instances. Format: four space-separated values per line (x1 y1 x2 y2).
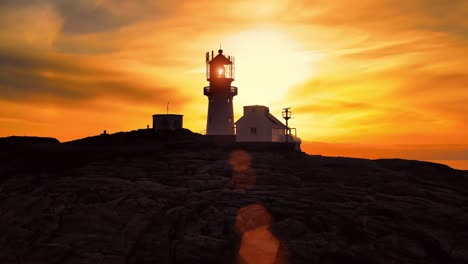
217 67 224 77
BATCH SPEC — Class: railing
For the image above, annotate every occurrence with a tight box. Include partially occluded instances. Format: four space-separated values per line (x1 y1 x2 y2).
272 127 299 143
290 127 297 137
204 86 237 96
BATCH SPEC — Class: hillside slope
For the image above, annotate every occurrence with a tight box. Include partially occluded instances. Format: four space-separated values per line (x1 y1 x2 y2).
0 136 467 263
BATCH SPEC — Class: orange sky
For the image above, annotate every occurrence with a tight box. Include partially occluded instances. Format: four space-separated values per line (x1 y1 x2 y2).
1 0 467 169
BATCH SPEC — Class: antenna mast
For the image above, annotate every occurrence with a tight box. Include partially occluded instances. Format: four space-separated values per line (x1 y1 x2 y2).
282 107 292 142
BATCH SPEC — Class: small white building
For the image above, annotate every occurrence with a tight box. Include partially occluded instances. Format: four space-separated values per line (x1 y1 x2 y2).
235 105 290 142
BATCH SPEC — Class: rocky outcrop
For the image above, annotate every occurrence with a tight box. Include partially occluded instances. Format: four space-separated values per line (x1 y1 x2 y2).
0 144 467 263
0 136 60 146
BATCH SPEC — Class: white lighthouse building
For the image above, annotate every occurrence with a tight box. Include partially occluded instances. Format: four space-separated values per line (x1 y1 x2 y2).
204 49 237 135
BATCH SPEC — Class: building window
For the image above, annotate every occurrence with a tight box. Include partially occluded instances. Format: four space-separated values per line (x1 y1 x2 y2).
250 127 257 135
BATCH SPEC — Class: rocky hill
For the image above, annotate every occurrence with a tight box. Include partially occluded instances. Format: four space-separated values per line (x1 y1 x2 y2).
0 136 60 146
0 131 467 263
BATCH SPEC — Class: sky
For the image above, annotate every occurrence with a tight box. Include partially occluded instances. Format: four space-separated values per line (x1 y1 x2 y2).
1 0 467 168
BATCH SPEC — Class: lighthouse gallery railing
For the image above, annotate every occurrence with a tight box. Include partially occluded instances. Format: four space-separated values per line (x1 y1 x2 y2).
204 86 238 95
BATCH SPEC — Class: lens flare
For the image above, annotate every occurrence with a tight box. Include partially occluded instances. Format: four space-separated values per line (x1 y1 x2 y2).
234 204 288 264
229 149 256 190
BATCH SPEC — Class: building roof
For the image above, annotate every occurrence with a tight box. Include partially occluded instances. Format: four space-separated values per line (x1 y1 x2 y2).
266 113 287 128
209 49 232 65
152 114 183 117
235 105 287 128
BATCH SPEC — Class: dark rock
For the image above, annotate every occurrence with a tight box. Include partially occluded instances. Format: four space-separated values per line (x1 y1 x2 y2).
174 236 232 264
0 143 467 264
0 136 60 146
271 218 308 240
27 243 73 264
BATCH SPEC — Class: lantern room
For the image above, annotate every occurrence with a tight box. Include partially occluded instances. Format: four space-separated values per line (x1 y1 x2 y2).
206 49 235 81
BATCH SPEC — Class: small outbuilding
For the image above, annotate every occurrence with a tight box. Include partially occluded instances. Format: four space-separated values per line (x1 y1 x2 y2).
152 114 183 131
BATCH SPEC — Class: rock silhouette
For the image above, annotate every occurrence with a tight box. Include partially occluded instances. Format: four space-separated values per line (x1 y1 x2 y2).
0 136 60 146
0 131 467 263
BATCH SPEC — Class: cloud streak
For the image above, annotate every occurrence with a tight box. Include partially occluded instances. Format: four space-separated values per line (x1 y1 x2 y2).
0 48 187 105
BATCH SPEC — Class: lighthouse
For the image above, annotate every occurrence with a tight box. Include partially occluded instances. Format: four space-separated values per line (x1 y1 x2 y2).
204 48 237 135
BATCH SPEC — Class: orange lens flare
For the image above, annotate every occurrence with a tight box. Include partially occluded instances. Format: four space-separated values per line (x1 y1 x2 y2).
234 204 288 264
229 149 256 190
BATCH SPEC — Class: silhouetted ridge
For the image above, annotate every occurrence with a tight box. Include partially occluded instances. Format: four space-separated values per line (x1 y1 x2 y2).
64 128 204 146
0 136 59 146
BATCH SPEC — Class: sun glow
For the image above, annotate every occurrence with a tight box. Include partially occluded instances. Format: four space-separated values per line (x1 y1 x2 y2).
223 27 321 107
217 67 224 77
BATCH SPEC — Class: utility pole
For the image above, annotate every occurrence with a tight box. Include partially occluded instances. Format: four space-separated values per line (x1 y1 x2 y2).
282 107 292 143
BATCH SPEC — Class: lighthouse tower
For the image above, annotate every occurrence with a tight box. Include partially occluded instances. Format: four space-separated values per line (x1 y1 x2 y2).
204 48 237 135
